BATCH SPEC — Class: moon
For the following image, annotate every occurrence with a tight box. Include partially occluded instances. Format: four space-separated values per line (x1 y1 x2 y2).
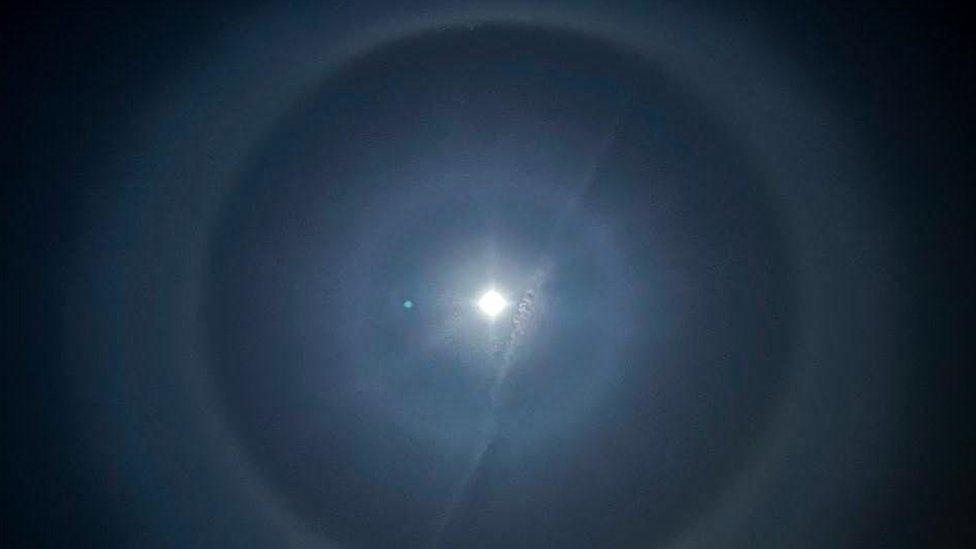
477 289 508 319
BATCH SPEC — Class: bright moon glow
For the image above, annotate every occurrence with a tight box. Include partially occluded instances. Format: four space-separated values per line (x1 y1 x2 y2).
477 290 508 318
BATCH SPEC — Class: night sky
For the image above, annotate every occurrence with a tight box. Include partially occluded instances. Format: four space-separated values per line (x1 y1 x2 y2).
4 2 973 548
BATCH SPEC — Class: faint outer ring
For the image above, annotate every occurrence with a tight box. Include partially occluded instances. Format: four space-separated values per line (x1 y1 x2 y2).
68 4 895 547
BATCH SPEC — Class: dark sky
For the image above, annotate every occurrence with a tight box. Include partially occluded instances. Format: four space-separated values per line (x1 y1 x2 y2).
3 2 973 548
